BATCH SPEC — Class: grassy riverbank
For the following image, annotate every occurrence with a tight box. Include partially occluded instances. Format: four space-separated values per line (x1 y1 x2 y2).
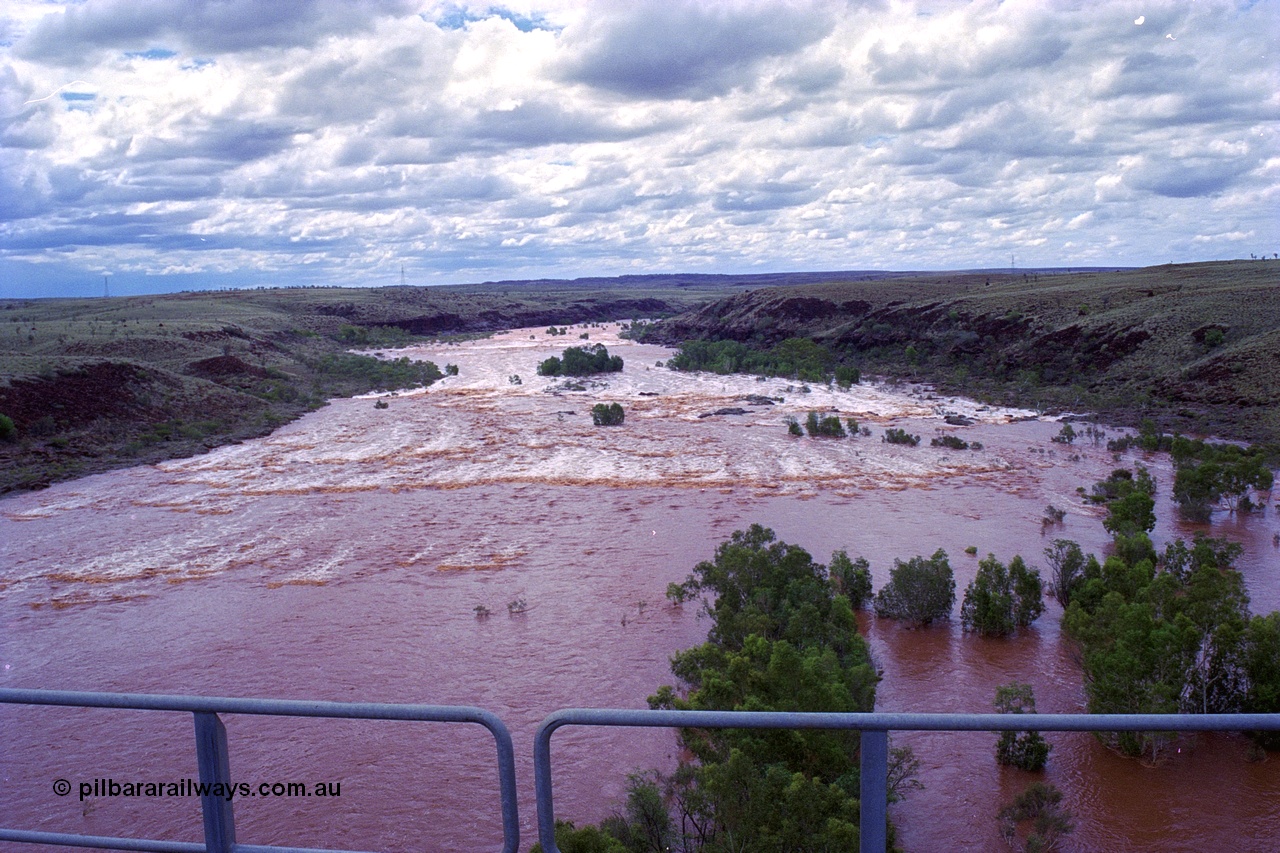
642 261 1280 446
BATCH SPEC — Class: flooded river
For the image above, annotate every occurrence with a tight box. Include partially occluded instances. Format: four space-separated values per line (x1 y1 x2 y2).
3 325 1278 851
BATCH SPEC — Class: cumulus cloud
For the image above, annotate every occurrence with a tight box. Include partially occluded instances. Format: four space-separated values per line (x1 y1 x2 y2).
0 0 1277 295
557 1 838 100
17 0 417 64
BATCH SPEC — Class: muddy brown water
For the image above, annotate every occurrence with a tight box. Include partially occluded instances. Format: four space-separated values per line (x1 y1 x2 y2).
3 326 1278 852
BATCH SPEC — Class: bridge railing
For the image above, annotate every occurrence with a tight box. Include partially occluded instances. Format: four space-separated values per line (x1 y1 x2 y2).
0 688 520 853
533 708 1280 853
4 689 1278 853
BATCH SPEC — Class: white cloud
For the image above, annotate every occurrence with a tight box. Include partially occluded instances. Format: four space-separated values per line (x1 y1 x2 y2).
0 0 1277 295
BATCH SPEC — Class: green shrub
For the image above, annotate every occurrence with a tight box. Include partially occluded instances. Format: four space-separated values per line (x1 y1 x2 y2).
874 549 955 625
591 403 625 426
960 555 1044 637
998 783 1073 851
1088 467 1156 537
0 414 15 442
313 353 442 390
830 550 873 609
884 427 920 446
805 411 846 437
994 683 1051 771
538 344 624 377
931 435 969 450
835 365 860 388
668 337 840 383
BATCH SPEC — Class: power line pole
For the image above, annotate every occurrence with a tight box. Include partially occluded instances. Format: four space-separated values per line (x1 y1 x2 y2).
103 274 109 298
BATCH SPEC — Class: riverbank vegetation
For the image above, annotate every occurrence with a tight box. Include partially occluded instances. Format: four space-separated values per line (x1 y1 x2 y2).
1058 463 1280 758
638 261 1280 446
666 337 853 385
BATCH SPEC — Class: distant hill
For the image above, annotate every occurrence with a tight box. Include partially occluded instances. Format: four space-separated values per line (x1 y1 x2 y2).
642 261 1280 445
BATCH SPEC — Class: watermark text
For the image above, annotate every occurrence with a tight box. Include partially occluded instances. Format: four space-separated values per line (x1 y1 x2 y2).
54 778 341 802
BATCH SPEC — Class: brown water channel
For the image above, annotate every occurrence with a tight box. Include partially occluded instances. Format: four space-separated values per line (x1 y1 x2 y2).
3 326 1278 851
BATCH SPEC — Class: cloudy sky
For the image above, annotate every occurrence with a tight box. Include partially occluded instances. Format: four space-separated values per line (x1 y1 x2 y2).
1 0 1276 297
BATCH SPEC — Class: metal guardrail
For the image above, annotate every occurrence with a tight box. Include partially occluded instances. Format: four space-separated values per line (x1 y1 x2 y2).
532 708 1280 853
4 690 1277 853
0 688 520 853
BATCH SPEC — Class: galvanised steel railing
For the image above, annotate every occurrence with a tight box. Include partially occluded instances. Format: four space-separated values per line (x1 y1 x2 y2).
0 688 520 853
3 689 1278 853
533 708 1280 853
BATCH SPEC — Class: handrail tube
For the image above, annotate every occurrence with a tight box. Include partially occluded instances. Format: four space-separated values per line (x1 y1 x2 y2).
533 708 1280 853
0 688 520 853
0 830 207 853
0 831 366 853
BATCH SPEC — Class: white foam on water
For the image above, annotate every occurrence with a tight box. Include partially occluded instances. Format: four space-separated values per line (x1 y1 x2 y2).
4 323 1047 600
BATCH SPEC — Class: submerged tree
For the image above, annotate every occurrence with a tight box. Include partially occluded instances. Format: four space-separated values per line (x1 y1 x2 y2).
961 555 1044 637
994 683 1051 771
874 549 955 626
652 525 885 851
997 782 1073 852
1170 436 1273 520
1061 518 1278 758
1043 539 1089 607
829 549 873 609
538 344 625 377
804 410 847 437
591 403 625 426
1086 467 1156 538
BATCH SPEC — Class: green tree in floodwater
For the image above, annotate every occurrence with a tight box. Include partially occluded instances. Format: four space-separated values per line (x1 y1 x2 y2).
994 683 1051 771
651 525 889 852
874 549 955 626
960 555 1044 637
591 403 625 426
998 783 1073 852
829 550 873 610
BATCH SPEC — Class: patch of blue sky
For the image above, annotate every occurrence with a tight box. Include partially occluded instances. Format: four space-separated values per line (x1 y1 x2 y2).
181 58 216 70
124 48 177 60
431 4 558 33
57 91 94 111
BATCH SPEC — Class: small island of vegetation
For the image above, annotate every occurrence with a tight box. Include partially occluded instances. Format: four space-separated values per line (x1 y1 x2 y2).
537 343 624 377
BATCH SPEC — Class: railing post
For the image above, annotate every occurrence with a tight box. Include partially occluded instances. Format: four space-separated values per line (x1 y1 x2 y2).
859 729 888 853
192 712 236 853
533 718 561 853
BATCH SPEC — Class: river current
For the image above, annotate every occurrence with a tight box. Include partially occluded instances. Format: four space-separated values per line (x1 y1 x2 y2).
3 325 1278 851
